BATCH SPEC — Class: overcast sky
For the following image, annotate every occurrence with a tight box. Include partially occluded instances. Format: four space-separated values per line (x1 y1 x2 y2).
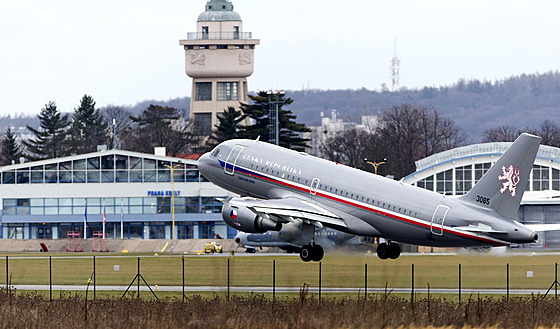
0 0 558 116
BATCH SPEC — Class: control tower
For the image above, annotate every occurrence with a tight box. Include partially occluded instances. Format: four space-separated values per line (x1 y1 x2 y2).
179 0 259 135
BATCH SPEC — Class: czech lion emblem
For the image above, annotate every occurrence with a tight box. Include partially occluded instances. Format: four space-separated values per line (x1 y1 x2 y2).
498 165 520 197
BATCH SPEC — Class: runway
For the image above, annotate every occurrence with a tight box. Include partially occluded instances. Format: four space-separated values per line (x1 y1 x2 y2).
5 284 558 296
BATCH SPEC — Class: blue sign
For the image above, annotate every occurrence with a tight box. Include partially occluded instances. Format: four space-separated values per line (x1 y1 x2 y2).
147 190 181 196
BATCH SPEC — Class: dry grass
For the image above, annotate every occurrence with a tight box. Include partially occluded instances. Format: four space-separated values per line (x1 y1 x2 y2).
2 288 560 328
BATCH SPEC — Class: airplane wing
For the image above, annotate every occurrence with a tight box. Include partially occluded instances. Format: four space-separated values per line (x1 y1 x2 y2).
524 224 560 232
228 197 348 228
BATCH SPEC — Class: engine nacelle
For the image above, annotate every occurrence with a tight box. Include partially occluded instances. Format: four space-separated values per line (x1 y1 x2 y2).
222 203 282 233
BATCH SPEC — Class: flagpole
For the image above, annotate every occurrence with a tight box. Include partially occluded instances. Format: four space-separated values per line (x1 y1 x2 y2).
84 200 88 239
120 199 124 240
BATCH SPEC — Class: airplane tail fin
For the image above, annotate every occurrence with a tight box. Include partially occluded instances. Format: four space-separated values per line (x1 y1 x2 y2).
460 133 541 220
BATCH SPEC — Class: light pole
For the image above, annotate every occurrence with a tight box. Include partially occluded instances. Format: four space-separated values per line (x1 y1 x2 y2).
364 158 386 175
164 162 182 240
266 90 285 145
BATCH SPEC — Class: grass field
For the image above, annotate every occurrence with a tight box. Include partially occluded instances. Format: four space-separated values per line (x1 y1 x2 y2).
1 251 560 294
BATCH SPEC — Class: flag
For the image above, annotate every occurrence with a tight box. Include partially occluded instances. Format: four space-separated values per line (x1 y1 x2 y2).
102 204 106 239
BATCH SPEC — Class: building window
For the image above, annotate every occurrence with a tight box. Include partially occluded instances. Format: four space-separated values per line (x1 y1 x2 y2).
202 26 209 39
217 82 238 101
235 45 244 49
195 82 212 101
436 169 453 195
217 45 227 49
194 113 213 135
455 165 472 195
533 165 550 191
233 26 239 39
416 175 434 191
475 163 491 184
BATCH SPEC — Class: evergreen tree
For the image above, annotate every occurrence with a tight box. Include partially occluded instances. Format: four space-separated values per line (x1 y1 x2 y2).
68 95 108 154
239 91 310 151
209 106 246 149
0 128 22 165
128 105 192 155
23 101 70 160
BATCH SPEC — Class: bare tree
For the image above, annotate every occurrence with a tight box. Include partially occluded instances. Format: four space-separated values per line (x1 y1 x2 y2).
482 125 520 142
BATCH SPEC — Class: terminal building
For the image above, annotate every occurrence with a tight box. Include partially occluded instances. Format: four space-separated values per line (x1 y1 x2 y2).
0 149 236 240
402 142 560 248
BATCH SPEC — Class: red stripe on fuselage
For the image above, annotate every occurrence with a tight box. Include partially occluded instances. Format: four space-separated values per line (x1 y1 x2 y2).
226 162 509 246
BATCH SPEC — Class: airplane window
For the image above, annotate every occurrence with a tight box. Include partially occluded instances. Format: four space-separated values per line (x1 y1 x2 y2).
210 148 220 157
382 203 385 207
366 198 369 203
335 189 338 193
398 207 401 212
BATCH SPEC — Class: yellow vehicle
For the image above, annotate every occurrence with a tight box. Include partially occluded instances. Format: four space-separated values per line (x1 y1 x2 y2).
203 241 223 254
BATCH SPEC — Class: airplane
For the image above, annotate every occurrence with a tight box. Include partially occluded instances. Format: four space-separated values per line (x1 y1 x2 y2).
234 221 361 253
197 133 560 262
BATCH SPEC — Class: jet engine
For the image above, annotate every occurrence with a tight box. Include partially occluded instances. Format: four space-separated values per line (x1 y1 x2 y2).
222 203 282 233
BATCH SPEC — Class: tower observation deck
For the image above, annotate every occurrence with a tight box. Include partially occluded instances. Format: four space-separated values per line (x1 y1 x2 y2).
179 0 260 135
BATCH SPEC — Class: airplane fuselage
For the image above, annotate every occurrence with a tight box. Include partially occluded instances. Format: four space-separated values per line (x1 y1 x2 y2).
198 139 536 249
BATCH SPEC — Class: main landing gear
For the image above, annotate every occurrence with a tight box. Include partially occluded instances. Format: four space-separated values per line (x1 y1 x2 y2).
299 224 324 262
376 242 401 260
300 244 324 262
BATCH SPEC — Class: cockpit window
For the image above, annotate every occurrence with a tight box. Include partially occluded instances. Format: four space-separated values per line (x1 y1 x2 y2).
211 147 220 157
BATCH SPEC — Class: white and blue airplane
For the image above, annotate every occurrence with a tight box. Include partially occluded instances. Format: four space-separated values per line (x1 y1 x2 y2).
198 133 560 262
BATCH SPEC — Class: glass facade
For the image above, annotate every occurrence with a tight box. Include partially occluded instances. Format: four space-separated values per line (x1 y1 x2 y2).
3 196 226 216
217 82 238 101
414 162 560 194
0 155 205 185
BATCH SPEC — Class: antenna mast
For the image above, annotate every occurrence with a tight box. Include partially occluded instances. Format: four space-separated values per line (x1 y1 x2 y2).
390 38 400 91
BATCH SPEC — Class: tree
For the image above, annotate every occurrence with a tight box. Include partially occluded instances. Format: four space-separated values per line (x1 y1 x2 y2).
377 104 464 179
23 101 70 160
482 125 520 142
0 128 22 165
128 105 192 155
209 106 246 148
239 91 310 151
101 105 133 149
68 95 108 154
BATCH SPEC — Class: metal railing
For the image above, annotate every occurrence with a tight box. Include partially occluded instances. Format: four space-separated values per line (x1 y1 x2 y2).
186 31 253 40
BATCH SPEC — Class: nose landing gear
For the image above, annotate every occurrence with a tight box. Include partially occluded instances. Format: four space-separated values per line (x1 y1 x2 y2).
376 242 401 260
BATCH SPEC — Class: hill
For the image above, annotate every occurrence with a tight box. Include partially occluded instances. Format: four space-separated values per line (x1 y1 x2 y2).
1 72 558 143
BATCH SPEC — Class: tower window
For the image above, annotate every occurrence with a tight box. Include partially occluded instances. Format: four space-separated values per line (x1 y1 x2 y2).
235 45 244 49
217 82 238 101
217 45 227 49
195 82 212 101
194 113 212 135
202 26 209 40
233 26 239 39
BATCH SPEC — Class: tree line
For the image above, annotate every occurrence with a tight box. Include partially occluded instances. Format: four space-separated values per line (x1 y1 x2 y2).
1 90 559 181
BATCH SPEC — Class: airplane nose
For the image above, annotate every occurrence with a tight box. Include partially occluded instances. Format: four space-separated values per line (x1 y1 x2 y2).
197 153 211 174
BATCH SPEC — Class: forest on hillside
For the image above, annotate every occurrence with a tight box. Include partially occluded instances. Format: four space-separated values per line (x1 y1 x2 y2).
1 71 559 143
286 71 560 143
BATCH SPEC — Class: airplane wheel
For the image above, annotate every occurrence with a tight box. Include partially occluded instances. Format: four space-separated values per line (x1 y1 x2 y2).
388 243 401 259
300 245 314 262
376 243 389 260
312 245 324 262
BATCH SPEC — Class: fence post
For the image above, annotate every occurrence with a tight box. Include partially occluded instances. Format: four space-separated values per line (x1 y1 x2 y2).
507 263 509 301
137 257 140 300
556 262 558 301
49 256 52 301
458 263 462 305
5 256 8 290
364 263 368 300
93 256 96 300
227 258 230 301
182 256 185 303
319 261 322 302
273 260 276 302
411 263 414 304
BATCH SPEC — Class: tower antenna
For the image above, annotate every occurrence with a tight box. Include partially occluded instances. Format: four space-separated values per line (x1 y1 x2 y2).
390 37 400 91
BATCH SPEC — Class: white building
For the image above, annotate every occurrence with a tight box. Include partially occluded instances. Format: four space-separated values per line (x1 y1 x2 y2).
402 142 560 248
0 149 236 240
